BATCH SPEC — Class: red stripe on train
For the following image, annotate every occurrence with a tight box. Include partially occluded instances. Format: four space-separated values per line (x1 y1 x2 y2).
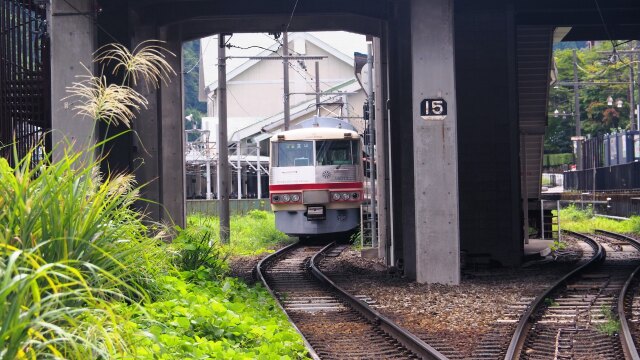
269 182 363 191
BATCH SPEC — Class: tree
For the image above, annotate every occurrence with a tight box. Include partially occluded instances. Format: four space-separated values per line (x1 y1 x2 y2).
545 41 634 153
182 40 206 130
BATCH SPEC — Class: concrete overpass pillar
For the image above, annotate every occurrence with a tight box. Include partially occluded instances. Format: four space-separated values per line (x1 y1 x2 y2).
409 0 460 284
49 0 96 161
129 21 186 227
157 26 186 228
130 24 162 221
454 0 522 267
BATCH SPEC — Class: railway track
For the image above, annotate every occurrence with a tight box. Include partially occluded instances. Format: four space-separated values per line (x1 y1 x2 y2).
504 230 640 360
256 241 447 360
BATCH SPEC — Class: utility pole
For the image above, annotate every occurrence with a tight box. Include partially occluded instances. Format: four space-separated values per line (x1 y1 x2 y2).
315 61 320 115
367 42 377 249
636 40 640 132
218 34 230 244
630 48 636 131
283 32 291 130
573 49 582 170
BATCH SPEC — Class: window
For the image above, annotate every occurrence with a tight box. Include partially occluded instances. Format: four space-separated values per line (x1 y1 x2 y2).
315 140 360 166
275 141 313 167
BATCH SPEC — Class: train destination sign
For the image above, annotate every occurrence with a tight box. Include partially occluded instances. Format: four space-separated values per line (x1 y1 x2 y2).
420 98 447 121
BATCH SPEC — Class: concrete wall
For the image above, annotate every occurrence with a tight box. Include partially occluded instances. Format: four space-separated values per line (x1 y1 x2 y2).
49 0 96 161
454 0 523 266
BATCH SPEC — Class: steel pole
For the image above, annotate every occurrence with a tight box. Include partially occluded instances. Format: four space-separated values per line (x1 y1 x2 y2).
256 143 261 199
367 43 377 249
218 34 230 243
237 141 242 199
283 32 291 130
540 200 545 240
630 51 636 131
315 61 320 116
573 50 582 170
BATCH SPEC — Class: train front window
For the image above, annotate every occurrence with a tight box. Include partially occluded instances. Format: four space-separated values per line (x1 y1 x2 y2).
276 141 313 167
316 140 359 166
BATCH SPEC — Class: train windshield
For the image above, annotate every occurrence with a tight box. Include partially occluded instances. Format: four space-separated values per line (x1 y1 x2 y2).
315 140 360 166
274 141 313 166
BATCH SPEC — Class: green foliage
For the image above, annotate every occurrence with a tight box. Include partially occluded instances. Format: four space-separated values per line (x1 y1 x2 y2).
0 38 308 359
557 204 640 234
544 297 559 307
596 305 620 336
0 244 137 359
187 211 292 256
120 275 308 359
0 144 170 299
182 40 206 114
550 240 567 252
546 41 636 153
172 228 229 278
349 229 363 250
543 153 574 167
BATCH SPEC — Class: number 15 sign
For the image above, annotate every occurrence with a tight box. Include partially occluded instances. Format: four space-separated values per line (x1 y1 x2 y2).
420 98 447 121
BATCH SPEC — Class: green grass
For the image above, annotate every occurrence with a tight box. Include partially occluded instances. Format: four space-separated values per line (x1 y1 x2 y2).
557 204 640 234
186 211 293 256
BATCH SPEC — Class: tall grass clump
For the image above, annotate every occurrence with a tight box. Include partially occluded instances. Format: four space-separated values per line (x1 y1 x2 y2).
0 40 177 359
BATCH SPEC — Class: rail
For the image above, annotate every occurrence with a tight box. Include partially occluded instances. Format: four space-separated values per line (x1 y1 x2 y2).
309 243 448 360
595 229 640 360
255 242 320 360
504 230 605 360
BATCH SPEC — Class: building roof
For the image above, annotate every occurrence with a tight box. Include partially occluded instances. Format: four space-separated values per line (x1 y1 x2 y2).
199 31 367 100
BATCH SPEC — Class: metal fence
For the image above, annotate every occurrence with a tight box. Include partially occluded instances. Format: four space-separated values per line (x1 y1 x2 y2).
0 0 51 164
565 162 640 191
186 199 272 216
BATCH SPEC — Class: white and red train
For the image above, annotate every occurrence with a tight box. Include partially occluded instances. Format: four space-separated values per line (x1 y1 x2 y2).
269 118 364 236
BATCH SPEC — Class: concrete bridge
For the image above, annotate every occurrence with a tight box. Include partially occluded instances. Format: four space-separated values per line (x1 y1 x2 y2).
5 0 640 284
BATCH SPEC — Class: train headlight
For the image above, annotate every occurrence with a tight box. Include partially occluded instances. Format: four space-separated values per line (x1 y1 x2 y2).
351 192 360 200
291 194 300 202
282 194 291 202
332 193 341 201
341 192 350 201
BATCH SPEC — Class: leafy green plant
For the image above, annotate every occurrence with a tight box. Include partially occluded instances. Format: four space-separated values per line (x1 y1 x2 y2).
550 240 567 252
120 276 308 359
543 297 559 307
596 305 620 336
350 229 363 250
172 229 228 278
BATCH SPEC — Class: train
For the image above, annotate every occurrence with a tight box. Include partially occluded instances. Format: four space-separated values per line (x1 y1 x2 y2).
269 117 364 236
